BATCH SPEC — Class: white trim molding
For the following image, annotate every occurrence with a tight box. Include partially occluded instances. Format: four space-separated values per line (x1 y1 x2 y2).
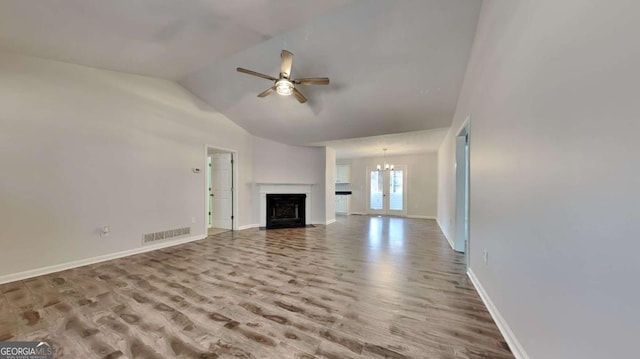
0 235 206 285
467 269 530 359
406 215 436 220
257 183 313 228
437 218 455 250
204 145 239 231
237 224 259 231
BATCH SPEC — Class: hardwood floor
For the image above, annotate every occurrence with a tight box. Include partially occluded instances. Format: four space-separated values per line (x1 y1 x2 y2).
208 228 230 236
0 216 514 359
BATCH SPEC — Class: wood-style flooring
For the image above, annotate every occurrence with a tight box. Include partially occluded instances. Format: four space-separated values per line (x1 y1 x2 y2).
208 228 230 236
0 215 514 359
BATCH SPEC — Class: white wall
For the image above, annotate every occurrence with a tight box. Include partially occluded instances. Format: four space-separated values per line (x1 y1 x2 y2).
337 153 438 218
251 136 328 225
437 139 455 242
437 1 640 358
325 147 336 224
0 54 254 280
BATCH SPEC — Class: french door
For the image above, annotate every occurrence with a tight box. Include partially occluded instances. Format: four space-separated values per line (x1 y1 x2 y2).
367 165 407 216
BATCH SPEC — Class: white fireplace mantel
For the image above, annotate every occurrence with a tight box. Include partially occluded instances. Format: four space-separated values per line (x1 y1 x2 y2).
257 183 313 227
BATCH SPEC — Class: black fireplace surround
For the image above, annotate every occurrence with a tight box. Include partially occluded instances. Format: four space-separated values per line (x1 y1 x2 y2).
266 194 306 229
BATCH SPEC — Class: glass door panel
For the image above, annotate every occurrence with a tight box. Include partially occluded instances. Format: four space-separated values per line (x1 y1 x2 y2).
370 170 383 210
389 170 404 212
367 166 407 216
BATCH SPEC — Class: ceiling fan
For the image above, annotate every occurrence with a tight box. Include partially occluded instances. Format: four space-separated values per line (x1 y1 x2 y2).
236 50 329 104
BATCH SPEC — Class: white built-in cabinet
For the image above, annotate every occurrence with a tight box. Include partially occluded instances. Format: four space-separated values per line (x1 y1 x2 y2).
336 164 351 183
335 195 350 214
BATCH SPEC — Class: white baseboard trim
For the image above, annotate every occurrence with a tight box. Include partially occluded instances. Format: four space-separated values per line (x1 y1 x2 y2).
349 213 437 220
326 218 337 225
406 215 436 220
237 224 259 230
437 218 455 250
0 234 206 285
467 269 529 359
236 222 329 230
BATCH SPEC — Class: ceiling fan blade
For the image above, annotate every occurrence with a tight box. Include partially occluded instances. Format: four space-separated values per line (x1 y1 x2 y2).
236 67 277 81
294 77 330 85
291 88 307 103
280 50 293 78
257 86 276 98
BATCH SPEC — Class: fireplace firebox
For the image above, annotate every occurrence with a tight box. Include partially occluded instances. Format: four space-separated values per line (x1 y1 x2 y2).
266 194 306 229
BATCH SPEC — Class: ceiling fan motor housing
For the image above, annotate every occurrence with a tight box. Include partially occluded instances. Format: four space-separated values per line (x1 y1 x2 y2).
276 79 294 96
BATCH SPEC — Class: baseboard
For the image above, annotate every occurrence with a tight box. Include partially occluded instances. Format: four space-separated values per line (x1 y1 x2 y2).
238 222 328 230
237 224 259 230
406 215 436 220
437 218 455 250
326 218 337 225
0 234 206 285
467 269 530 359
349 213 436 220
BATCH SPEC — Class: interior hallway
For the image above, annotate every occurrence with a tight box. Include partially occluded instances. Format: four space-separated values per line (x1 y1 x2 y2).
0 216 513 358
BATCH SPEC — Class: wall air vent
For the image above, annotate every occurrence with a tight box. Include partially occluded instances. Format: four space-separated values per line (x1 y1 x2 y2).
142 227 190 245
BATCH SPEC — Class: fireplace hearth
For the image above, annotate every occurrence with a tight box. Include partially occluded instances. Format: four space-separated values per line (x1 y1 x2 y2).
266 194 306 229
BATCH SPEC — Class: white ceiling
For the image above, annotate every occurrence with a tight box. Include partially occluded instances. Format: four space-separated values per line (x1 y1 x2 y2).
316 128 450 159
0 0 482 156
0 0 354 79
182 0 482 145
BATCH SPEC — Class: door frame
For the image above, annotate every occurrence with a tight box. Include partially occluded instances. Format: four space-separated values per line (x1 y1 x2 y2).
204 145 238 232
454 117 470 263
366 165 408 217
207 155 213 228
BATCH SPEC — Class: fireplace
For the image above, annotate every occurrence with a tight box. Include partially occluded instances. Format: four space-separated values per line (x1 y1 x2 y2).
266 194 306 229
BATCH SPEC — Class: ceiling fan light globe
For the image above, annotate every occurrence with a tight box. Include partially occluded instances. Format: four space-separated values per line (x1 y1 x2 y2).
275 79 294 96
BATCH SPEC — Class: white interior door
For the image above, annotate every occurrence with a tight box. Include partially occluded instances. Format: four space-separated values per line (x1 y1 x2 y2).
211 152 233 229
207 156 213 228
367 166 407 216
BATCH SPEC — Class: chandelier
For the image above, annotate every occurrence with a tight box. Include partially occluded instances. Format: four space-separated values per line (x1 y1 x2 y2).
376 149 394 171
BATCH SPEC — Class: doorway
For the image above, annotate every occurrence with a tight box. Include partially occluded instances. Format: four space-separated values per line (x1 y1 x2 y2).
454 119 470 261
206 147 236 235
367 165 407 216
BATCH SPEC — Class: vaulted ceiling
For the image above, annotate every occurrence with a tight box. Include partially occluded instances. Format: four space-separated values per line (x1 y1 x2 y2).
0 0 482 151
0 0 355 79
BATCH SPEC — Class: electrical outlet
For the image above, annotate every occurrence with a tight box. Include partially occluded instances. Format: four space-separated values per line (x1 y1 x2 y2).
191 217 196 224
100 226 110 238
483 250 489 265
